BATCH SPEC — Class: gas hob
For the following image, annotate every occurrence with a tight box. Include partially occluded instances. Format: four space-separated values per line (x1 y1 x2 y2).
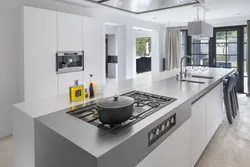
67 91 177 135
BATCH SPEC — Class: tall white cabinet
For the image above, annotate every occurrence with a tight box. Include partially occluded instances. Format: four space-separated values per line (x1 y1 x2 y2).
23 6 105 97
57 12 83 94
23 6 58 101
57 12 83 51
82 16 105 87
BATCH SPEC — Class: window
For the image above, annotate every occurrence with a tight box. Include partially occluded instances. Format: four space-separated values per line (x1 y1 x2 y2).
136 37 151 57
136 37 152 74
190 36 209 66
215 31 238 69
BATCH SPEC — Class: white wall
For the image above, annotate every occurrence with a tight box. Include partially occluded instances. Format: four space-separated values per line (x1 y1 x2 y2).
151 31 161 73
0 0 164 138
107 35 117 56
134 30 153 38
125 25 135 79
159 26 166 72
0 2 21 138
117 26 126 81
117 25 136 81
105 25 117 35
107 34 117 79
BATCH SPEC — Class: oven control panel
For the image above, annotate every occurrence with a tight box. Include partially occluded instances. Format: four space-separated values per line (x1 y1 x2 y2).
148 113 176 147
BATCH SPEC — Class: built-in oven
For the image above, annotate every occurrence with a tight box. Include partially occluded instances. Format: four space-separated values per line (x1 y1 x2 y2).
56 51 84 74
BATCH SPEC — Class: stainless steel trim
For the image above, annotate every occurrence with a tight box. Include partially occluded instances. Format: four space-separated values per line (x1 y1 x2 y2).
86 0 200 14
57 51 83 56
57 67 83 74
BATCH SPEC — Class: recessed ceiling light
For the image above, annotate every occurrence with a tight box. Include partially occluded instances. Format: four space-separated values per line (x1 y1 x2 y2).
118 2 122 5
176 0 182 4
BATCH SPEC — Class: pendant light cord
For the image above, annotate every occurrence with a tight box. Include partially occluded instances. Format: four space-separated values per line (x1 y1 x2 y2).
197 7 199 20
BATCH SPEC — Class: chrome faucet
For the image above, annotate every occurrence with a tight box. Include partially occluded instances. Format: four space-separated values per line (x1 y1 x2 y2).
179 56 195 80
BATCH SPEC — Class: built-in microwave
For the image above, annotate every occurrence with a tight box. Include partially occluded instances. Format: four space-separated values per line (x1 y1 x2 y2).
56 51 84 74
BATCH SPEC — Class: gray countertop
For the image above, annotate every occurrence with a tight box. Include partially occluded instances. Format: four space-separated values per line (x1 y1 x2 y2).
35 68 234 158
14 68 234 159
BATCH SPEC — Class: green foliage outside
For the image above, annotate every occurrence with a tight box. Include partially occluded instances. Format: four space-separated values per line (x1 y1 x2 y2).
136 37 151 57
216 31 238 55
216 30 248 72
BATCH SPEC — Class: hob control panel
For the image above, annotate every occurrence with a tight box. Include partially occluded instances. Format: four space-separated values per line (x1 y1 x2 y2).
148 113 176 147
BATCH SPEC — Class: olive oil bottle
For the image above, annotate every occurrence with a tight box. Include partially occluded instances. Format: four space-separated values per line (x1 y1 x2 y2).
69 80 84 102
89 74 98 98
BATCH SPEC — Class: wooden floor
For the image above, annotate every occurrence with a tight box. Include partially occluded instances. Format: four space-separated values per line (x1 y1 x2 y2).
1 94 250 167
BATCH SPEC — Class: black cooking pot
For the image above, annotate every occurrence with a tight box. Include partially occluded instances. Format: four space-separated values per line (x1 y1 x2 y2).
96 95 135 125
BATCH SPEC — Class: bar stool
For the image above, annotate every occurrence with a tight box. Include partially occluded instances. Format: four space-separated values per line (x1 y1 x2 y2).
234 72 239 112
230 74 238 118
223 75 235 124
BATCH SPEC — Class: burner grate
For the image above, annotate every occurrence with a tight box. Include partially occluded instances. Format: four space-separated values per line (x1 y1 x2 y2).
67 91 177 135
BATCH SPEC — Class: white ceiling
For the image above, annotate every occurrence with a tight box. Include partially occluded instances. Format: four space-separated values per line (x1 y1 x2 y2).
142 0 250 26
57 0 250 27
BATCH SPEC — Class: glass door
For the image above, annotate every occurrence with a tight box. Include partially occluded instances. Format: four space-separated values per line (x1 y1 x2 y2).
215 31 238 69
213 27 244 93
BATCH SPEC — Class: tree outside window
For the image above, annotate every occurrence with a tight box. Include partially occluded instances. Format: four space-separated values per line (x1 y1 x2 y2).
136 37 151 57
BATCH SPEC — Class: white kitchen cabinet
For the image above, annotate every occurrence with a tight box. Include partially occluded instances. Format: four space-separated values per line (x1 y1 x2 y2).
57 71 83 94
205 83 224 144
23 6 58 101
191 83 224 167
136 119 191 167
191 97 206 167
82 16 105 87
58 12 82 51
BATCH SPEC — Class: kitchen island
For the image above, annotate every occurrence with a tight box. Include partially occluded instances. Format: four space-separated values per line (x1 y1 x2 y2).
13 68 234 167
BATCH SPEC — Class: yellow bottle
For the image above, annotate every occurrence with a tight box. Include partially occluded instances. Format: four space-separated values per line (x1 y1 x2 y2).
69 80 84 102
84 89 90 101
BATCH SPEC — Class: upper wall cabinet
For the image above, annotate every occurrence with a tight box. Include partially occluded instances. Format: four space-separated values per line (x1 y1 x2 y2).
23 6 58 101
58 12 82 51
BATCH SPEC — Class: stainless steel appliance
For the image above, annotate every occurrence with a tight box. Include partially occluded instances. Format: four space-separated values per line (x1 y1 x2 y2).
56 51 84 74
67 91 177 135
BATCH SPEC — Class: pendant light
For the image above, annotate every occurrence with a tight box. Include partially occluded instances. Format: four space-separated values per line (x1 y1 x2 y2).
188 5 213 38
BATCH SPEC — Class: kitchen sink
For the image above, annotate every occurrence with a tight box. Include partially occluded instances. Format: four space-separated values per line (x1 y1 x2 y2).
192 75 214 79
180 79 205 84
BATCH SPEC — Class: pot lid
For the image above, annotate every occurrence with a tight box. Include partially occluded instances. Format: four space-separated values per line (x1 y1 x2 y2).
96 95 134 109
